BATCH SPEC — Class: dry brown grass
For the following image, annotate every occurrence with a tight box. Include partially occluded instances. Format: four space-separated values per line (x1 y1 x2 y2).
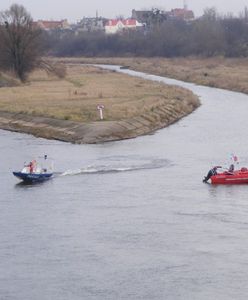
0 72 20 87
58 56 248 94
0 64 199 122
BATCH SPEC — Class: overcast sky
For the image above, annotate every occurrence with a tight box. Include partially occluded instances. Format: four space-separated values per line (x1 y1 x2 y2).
1 0 248 22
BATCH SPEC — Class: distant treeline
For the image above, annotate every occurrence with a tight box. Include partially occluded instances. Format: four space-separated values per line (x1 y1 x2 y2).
45 8 248 58
1 4 248 82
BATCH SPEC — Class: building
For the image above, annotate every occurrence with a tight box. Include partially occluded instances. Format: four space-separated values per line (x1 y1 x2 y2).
105 19 144 34
132 9 156 24
168 8 194 21
132 7 194 25
33 19 70 31
75 17 107 34
132 9 168 26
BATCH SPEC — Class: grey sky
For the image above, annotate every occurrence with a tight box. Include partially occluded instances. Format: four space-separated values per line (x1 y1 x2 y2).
1 0 248 22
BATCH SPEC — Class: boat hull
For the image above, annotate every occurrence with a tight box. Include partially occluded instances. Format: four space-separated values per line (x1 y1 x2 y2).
13 172 53 183
211 171 248 184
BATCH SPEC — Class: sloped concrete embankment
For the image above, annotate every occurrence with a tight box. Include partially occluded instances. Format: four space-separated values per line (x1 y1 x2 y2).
0 100 198 143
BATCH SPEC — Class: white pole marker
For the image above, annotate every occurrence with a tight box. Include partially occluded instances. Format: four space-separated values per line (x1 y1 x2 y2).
97 104 105 120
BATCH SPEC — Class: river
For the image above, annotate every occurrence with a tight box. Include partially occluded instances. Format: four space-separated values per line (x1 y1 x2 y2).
1 67 248 300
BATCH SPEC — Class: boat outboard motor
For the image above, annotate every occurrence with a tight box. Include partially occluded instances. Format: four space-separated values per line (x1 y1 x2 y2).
203 166 221 183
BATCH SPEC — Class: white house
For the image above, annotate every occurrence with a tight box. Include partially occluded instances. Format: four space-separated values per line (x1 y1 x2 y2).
105 19 143 34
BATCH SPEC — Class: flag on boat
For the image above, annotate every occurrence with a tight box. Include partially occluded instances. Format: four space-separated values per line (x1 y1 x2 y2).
230 154 239 164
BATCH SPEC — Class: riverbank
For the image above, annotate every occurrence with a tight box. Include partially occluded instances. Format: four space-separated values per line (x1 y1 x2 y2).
58 57 248 95
0 72 19 88
0 64 199 143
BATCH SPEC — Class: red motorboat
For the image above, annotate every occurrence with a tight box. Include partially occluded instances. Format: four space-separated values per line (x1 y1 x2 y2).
203 167 248 184
211 168 248 184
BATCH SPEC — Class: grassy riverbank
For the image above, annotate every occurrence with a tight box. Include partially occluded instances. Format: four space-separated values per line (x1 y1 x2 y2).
0 64 199 143
0 72 19 88
59 57 248 95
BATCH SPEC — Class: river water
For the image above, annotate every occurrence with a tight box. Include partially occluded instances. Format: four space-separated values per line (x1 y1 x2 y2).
1 67 248 300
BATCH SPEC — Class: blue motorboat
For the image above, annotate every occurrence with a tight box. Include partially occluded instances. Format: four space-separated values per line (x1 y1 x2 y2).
13 155 54 183
13 171 53 183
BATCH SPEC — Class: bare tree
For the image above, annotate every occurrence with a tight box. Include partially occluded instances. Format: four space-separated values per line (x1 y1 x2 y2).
202 7 218 21
0 4 43 81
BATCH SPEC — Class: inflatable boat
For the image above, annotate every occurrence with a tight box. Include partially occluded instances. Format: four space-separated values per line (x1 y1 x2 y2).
204 167 248 185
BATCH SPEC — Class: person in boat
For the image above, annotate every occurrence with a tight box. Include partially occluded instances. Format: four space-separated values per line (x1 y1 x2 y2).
29 160 36 173
227 164 235 174
29 161 34 173
203 166 221 183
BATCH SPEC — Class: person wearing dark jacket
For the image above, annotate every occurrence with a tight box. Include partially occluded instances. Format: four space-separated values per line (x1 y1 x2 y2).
228 164 234 173
203 166 221 183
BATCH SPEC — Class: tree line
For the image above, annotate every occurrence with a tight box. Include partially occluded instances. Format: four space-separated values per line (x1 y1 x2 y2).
47 7 248 58
1 4 248 82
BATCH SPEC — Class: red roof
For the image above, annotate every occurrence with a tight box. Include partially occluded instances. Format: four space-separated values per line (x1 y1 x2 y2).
123 19 137 26
105 19 118 26
34 20 68 30
106 19 137 26
170 9 194 19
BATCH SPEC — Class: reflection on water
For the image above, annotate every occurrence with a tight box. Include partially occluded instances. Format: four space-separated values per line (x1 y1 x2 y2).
14 180 51 189
2 68 248 299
